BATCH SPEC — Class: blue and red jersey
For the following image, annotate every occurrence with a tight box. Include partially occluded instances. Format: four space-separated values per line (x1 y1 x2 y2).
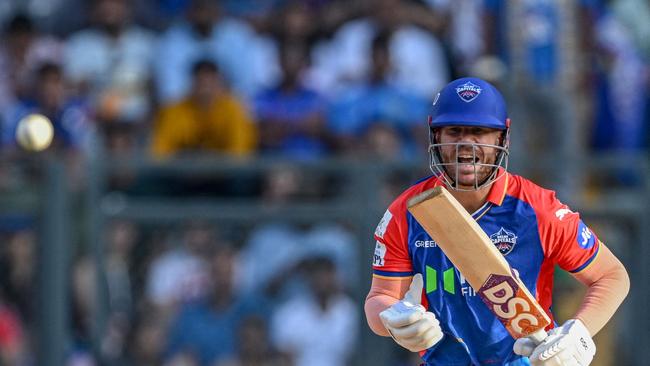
372 170 600 365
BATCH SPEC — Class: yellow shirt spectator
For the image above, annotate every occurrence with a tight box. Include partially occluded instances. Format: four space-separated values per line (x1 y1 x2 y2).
151 59 257 158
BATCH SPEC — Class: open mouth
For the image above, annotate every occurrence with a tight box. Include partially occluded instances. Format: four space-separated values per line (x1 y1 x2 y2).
456 155 479 164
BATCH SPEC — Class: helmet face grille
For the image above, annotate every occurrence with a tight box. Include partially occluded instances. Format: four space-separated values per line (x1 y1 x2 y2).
428 129 510 191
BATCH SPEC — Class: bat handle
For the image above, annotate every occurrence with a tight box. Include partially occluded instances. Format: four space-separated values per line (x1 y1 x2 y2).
527 329 548 345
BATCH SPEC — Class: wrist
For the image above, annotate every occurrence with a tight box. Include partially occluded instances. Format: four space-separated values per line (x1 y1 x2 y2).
570 317 594 337
565 318 591 338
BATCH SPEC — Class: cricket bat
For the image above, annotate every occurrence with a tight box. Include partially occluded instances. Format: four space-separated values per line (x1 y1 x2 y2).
407 186 550 344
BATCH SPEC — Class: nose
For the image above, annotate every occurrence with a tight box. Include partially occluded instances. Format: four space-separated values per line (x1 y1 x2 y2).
456 129 479 143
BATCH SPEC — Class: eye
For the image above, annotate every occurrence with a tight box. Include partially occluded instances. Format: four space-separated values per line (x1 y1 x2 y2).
447 127 462 136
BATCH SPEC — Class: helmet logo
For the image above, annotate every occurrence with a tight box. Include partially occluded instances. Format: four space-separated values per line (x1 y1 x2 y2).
455 81 482 103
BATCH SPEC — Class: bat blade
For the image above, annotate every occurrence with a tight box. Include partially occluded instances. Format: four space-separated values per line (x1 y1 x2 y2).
407 186 550 340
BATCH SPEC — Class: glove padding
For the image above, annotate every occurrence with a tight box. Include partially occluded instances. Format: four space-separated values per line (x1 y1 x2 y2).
513 319 596 366
379 273 443 352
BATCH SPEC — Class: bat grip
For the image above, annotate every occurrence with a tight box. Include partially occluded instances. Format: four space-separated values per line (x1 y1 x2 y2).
527 329 548 345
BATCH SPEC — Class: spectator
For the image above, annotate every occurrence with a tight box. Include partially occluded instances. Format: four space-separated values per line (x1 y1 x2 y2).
125 304 168 366
422 0 484 76
0 13 63 111
0 226 37 330
145 221 215 312
0 300 26 366
270 256 358 366
307 0 449 98
105 220 138 316
69 257 99 366
0 225 32 366
588 4 648 186
328 32 429 158
154 0 277 101
591 6 648 153
216 315 291 366
164 244 267 366
3 62 93 153
130 0 193 31
609 0 650 60
267 1 319 47
63 0 155 125
483 0 591 195
238 167 358 298
99 220 140 363
253 43 329 158
362 123 405 161
150 59 257 158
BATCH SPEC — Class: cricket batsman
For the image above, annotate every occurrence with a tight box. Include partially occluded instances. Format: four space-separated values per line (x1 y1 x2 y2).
364 77 630 365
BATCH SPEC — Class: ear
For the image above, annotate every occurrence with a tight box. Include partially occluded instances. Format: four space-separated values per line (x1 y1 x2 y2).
431 128 441 143
499 128 511 149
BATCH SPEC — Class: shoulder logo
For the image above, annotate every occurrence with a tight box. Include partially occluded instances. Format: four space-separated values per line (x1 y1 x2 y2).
373 241 386 266
375 209 393 239
576 221 595 249
555 208 573 220
456 81 482 102
490 227 517 255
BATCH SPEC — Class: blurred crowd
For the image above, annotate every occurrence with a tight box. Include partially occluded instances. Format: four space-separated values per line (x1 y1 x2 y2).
0 0 645 164
0 0 648 365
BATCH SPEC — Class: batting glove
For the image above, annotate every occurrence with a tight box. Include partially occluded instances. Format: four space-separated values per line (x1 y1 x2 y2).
379 273 443 352
513 319 596 366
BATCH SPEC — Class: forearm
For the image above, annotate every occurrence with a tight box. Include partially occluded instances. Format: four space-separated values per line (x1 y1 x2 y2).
365 276 412 336
365 293 398 336
572 244 630 335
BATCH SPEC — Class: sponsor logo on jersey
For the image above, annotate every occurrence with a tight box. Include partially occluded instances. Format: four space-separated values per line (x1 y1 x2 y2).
577 221 595 249
415 240 438 248
425 266 476 297
490 227 517 255
375 210 392 239
555 208 573 220
373 241 386 266
455 81 482 102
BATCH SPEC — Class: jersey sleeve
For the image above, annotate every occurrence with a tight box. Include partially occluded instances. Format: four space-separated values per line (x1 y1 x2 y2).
536 192 600 273
372 199 413 279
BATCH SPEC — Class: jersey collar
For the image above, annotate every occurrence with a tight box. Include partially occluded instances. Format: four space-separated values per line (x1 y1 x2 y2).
485 168 509 206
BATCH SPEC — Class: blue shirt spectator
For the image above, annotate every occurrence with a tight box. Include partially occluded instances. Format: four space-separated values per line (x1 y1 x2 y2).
254 87 328 158
164 244 269 366
485 0 559 84
4 100 91 150
2 63 93 151
328 83 427 139
165 297 266 366
327 32 429 158
253 43 329 159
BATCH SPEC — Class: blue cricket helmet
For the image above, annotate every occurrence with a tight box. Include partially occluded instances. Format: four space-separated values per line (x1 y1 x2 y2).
429 77 508 130
427 77 510 191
